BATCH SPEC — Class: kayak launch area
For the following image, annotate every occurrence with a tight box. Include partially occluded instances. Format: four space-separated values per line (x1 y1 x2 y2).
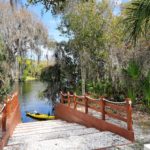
0 92 134 150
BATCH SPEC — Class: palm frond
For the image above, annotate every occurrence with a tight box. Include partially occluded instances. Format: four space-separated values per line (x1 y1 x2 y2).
124 0 150 45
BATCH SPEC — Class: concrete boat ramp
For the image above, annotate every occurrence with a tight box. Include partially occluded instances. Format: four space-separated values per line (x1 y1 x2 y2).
4 120 130 150
1 93 134 150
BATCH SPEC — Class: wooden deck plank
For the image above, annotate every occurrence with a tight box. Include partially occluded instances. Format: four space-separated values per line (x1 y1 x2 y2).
5 131 130 150
16 120 66 128
8 128 100 146
13 123 82 133
12 125 86 137
4 113 132 150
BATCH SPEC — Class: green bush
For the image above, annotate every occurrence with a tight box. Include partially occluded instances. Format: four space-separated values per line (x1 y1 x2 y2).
0 37 11 101
122 60 141 103
142 71 150 106
86 79 113 97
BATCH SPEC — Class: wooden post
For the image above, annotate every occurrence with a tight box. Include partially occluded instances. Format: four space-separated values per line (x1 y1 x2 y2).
74 93 77 110
2 104 7 132
6 98 12 118
85 96 88 114
67 92 70 107
60 92 63 104
100 96 105 120
126 98 133 131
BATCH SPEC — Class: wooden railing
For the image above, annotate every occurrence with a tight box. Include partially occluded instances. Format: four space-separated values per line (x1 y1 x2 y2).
0 92 21 150
59 91 134 141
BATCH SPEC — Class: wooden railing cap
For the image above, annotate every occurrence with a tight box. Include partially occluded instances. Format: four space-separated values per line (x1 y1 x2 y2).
125 98 132 105
85 95 100 101
99 96 105 99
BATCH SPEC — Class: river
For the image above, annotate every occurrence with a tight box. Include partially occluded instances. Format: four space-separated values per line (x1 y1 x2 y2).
18 81 53 123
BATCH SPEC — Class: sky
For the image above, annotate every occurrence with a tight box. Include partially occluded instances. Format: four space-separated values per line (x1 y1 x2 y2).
21 0 65 60
22 0 66 42
113 0 130 15
21 0 130 43
21 0 129 60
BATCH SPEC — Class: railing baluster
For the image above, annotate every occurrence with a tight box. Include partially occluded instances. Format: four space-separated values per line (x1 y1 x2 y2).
74 93 77 110
2 104 6 132
100 97 105 120
85 96 88 114
126 98 133 131
67 92 70 107
60 92 63 103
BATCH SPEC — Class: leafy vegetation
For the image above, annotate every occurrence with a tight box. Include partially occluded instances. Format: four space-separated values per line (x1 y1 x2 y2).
0 37 12 101
0 2 54 100
58 0 110 94
124 0 150 44
45 0 149 109
17 57 48 81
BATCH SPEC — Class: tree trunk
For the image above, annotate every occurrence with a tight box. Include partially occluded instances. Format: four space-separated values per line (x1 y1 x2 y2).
79 50 86 95
81 62 86 95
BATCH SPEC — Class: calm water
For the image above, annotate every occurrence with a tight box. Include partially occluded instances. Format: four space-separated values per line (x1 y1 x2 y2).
18 81 53 123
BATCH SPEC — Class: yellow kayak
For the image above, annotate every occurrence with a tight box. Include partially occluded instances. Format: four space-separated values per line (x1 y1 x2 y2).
26 112 55 120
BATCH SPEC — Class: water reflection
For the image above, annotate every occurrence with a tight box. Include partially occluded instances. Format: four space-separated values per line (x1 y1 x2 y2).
18 81 53 123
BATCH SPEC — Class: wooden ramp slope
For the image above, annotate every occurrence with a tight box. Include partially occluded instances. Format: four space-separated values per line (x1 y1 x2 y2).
4 120 130 150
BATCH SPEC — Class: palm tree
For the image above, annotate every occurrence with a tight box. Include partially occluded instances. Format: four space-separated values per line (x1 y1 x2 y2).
125 0 150 45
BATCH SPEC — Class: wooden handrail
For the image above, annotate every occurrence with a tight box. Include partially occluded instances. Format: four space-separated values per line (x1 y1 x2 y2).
0 92 21 149
60 92 133 132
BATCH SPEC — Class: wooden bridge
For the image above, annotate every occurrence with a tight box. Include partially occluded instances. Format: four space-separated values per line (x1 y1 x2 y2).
0 92 134 150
